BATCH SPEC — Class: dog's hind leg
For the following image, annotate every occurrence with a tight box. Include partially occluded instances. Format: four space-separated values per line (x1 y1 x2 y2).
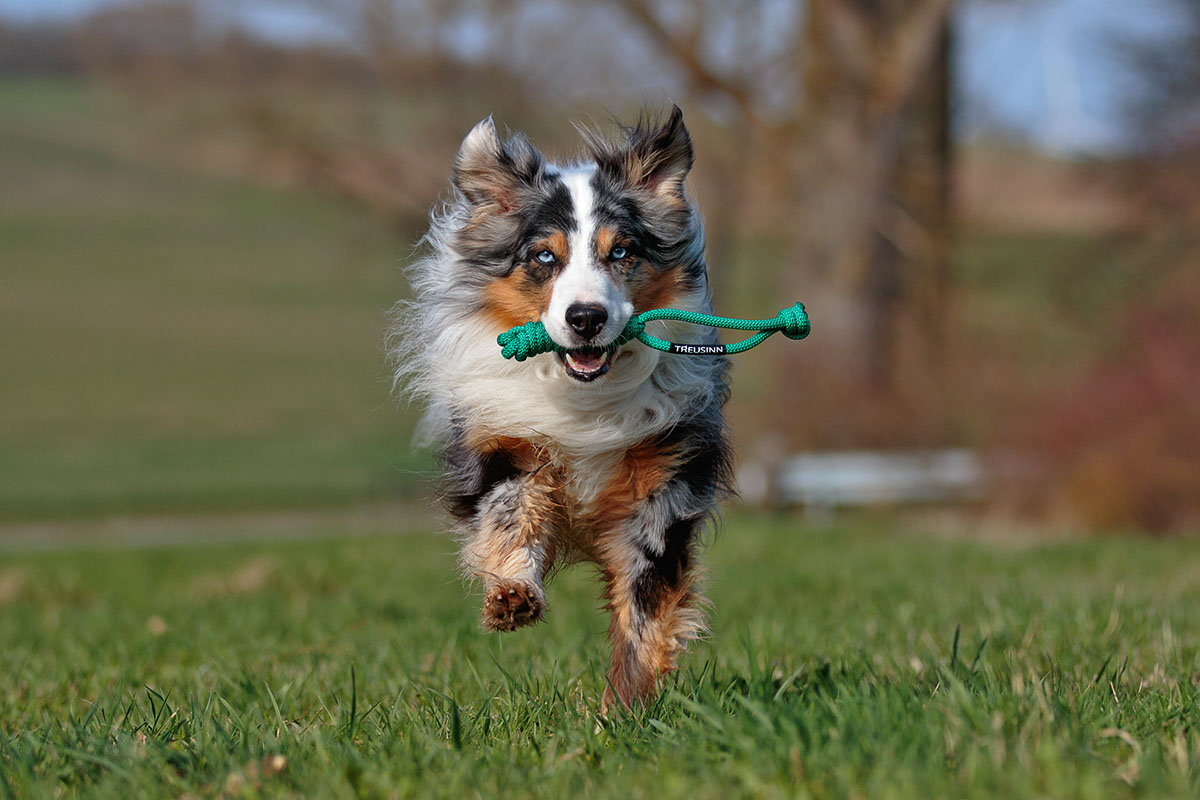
462 473 561 632
591 412 730 714
598 514 706 715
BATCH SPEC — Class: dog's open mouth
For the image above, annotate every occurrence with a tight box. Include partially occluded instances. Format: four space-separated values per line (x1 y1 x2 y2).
557 346 615 382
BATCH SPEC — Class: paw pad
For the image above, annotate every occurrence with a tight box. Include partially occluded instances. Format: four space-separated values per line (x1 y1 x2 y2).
482 581 543 631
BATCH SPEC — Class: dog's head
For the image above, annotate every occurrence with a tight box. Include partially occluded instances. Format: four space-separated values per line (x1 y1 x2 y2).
451 107 706 383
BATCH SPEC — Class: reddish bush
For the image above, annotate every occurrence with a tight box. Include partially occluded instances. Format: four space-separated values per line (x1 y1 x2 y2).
1018 266 1200 533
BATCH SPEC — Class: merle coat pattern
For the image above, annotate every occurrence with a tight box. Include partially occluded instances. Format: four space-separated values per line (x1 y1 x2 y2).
390 107 732 712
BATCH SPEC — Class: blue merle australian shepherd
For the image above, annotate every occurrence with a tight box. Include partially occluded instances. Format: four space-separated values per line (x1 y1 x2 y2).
391 107 732 713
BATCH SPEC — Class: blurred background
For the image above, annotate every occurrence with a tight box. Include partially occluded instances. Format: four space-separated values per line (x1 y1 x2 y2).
1 0 1197 537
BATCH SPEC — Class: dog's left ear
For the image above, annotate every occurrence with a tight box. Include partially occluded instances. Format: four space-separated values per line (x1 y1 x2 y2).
604 106 694 201
454 117 545 213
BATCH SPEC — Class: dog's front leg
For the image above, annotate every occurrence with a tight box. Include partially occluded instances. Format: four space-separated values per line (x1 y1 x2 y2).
598 513 705 714
462 473 560 631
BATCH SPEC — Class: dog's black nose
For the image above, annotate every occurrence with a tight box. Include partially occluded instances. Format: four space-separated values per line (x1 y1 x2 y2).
565 303 608 340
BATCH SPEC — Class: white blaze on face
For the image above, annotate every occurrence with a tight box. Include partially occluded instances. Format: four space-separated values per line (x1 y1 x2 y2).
543 167 633 348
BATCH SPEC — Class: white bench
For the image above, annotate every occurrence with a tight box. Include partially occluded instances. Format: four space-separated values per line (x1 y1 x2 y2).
739 449 985 510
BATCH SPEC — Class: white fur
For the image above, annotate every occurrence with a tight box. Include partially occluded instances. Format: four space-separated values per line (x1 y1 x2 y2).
461 478 553 602
544 168 633 349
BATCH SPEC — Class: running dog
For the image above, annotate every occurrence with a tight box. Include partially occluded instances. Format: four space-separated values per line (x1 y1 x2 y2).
391 107 731 712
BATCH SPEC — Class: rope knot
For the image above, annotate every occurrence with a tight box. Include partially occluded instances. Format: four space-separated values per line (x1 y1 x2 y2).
776 303 811 340
497 320 557 362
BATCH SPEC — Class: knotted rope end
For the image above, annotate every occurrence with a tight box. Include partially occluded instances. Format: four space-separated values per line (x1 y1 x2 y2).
778 302 810 340
497 320 558 362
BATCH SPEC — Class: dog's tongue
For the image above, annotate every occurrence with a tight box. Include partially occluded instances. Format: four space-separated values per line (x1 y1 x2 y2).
566 351 606 373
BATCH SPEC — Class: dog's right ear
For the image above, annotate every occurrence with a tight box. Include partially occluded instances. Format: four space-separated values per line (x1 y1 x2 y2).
453 117 544 212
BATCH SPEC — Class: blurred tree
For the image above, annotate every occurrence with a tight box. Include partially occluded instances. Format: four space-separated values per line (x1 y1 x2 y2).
1123 0 1200 148
218 0 959 442
1121 0 1200 221
595 0 954 395
801 0 955 392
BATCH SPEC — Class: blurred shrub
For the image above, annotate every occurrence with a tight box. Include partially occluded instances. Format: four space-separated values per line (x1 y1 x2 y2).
1016 254 1200 534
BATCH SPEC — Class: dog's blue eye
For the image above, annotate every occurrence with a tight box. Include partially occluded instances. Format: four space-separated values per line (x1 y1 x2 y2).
534 250 555 264
610 246 628 260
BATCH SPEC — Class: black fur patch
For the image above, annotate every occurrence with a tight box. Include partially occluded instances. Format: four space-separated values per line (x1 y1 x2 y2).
657 393 735 507
633 516 697 615
514 181 576 284
631 401 734 616
457 175 577 277
440 425 522 521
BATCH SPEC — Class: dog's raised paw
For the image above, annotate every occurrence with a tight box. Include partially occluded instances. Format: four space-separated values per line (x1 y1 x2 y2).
482 581 543 632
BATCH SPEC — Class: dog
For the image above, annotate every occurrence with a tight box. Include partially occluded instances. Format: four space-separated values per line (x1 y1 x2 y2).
390 107 732 713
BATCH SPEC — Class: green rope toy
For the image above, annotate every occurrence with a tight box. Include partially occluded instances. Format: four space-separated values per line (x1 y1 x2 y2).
497 302 810 362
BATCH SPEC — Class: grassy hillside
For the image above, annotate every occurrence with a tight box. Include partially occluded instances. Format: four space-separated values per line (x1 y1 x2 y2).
0 80 428 519
0 78 1156 521
2 512 1197 797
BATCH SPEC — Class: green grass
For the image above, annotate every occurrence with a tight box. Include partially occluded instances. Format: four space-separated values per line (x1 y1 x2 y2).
0 79 428 519
2 512 1198 798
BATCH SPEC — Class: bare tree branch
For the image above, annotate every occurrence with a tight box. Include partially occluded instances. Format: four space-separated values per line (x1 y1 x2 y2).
603 0 765 128
871 0 955 118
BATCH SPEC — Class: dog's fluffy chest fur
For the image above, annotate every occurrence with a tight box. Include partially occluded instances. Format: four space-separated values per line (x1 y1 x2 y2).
440 320 721 513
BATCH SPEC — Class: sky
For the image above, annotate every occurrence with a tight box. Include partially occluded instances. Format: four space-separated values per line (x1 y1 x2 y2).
0 0 1184 155
957 0 1179 153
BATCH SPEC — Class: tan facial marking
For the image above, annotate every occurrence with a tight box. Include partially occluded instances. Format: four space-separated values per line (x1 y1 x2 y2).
595 227 620 260
632 267 684 312
480 231 570 330
537 231 569 262
482 277 552 330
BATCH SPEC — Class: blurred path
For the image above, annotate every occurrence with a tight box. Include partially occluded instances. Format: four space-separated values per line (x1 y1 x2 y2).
0 502 437 553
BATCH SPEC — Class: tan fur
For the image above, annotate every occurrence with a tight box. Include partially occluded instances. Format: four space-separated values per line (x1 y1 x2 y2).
468 434 547 473
598 549 703 714
594 226 621 260
538 231 570 263
587 440 681 528
480 233 568 330
588 439 701 713
480 273 552 330
632 267 685 313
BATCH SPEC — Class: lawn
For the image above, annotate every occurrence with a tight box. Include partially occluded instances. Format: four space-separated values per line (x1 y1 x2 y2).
2 512 1198 798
